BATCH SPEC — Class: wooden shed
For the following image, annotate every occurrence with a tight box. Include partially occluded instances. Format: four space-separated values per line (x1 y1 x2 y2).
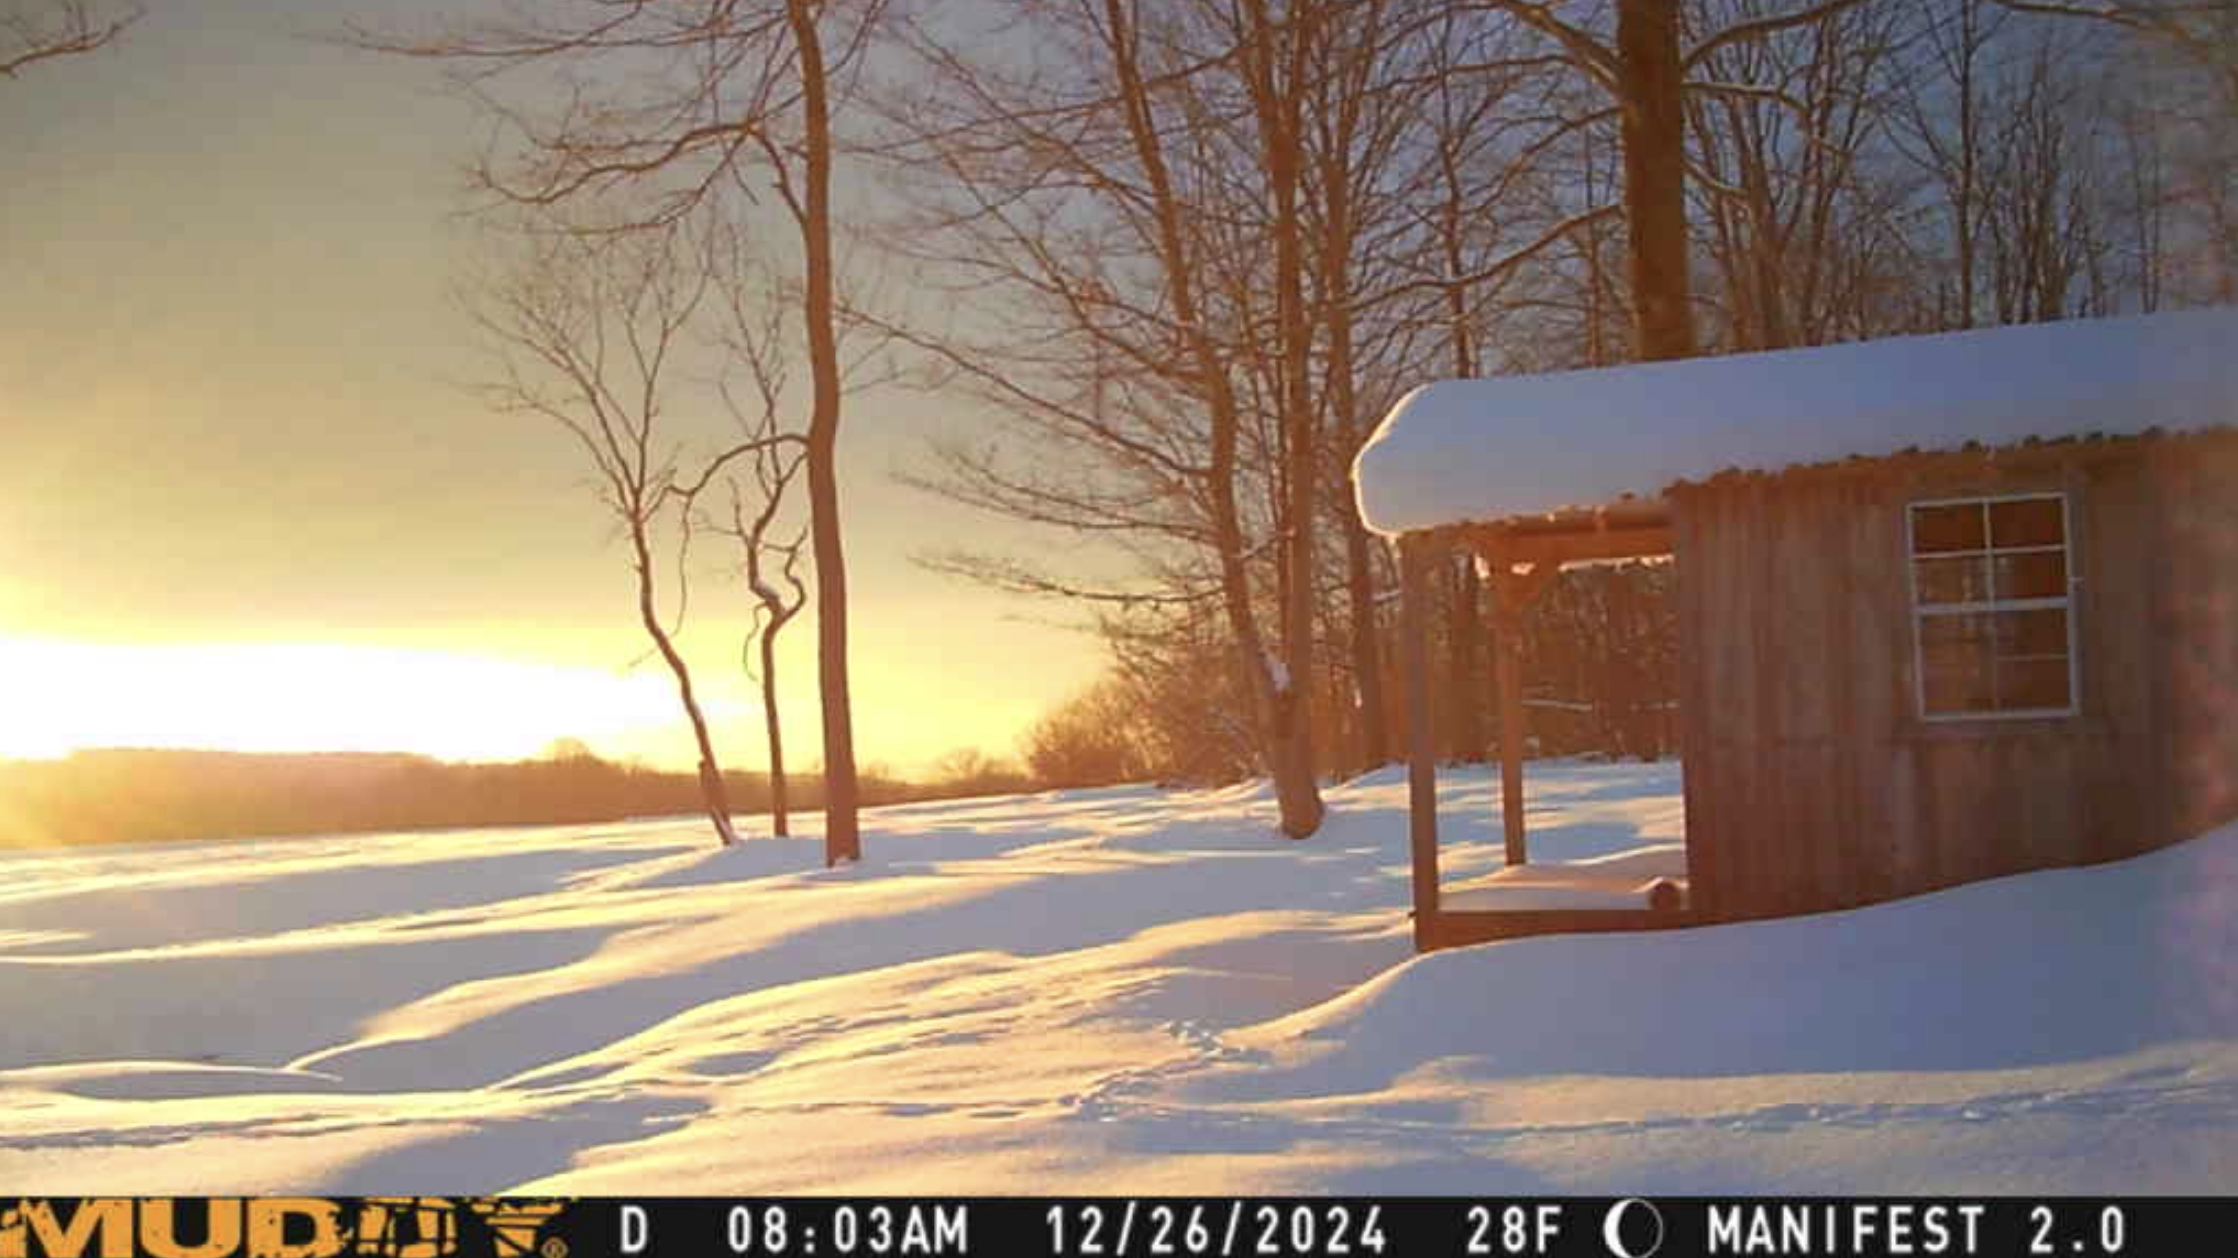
1352 308 2238 952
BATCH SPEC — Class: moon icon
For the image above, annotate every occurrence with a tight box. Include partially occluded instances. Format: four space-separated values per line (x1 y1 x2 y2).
1602 1198 1665 1258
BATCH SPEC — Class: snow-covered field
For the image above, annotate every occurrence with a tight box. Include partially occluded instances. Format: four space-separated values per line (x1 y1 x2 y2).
2 762 2233 1193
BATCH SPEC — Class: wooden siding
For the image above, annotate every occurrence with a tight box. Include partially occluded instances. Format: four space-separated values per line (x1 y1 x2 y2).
2161 439 2238 838
1674 435 2238 920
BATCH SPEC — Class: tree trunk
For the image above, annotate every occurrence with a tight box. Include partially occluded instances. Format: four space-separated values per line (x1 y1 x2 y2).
1956 0 1979 328
1583 128 1615 365
633 530 738 847
1320 128 1386 775
788 0 859 865
1267 0 1325 837
760 628 790 837
1343 516 1387 772
1616 0 1696 361
1104 0 1321 838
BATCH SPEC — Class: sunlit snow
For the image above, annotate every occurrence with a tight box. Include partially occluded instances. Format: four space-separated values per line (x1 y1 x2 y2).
2 762 2232 1193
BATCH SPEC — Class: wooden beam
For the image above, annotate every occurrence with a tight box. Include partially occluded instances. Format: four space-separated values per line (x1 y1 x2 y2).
1506 526 1674 566
1398 535 1442 948
1448 499 1673 549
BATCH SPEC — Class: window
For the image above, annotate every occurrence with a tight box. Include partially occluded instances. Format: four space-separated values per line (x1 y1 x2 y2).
1908 493 2076 719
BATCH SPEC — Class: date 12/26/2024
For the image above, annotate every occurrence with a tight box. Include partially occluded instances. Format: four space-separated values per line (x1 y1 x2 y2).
1044 1203 1389 1256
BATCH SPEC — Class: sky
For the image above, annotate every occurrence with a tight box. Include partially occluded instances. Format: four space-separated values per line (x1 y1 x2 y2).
0 0 1103 776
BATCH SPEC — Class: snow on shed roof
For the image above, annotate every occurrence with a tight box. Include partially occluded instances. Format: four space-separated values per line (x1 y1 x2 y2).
1352 307 2238 538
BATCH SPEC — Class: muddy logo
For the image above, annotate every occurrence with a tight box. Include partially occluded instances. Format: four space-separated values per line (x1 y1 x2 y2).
0 1199 570 1258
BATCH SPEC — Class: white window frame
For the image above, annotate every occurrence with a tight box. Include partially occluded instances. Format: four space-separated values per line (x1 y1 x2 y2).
1905 491 2080 722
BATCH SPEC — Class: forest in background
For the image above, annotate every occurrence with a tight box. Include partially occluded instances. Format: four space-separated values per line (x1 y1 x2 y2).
0 747 1031 850
966 0 2238 795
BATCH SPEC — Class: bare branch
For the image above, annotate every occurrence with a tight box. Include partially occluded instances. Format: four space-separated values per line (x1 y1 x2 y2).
0 1 138 80
1682 0 1882 73
1360 203 1622 310
918 549 1223 609
1459 1 1621 89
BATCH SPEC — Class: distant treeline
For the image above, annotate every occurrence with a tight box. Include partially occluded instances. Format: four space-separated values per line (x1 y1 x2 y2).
0 748 1031 849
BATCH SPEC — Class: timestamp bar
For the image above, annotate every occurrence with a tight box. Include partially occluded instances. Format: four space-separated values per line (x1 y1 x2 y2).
3 1195 2233 1258
547 1197 2238 1258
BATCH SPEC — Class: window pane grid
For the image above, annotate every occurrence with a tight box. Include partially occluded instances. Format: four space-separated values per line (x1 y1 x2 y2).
1908 494 2074 719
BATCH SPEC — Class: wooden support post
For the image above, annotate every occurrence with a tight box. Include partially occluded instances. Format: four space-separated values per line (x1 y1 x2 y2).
1399 535 1442 949
1483 554 1555 868
1493 574 1528 867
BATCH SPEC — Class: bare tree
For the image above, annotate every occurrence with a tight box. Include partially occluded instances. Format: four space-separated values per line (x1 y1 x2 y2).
1299 0 1489 776
709 248 811 838
2 1 137 80
1980 3 2238 300
1992 1 2238 109
1889 0 2012 329
2120 14 2238 303
1686 0 1914 348
886 0 1573 811
473 218 795 849
347 0 885 866
1022 675 1158 788
1980 31 2108 321
1454 0 1886 361
721 460 808 838
881 0 1330 835
1447 0 1700 360
1236 0 1329 833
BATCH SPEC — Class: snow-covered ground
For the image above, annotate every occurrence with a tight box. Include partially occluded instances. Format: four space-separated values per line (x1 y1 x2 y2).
2 761 2233 1193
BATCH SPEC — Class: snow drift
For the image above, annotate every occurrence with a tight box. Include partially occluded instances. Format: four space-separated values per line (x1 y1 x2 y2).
1 762 2231 1194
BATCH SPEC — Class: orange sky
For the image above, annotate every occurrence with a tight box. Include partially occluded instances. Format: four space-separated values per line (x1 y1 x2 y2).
0 1 1102 775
